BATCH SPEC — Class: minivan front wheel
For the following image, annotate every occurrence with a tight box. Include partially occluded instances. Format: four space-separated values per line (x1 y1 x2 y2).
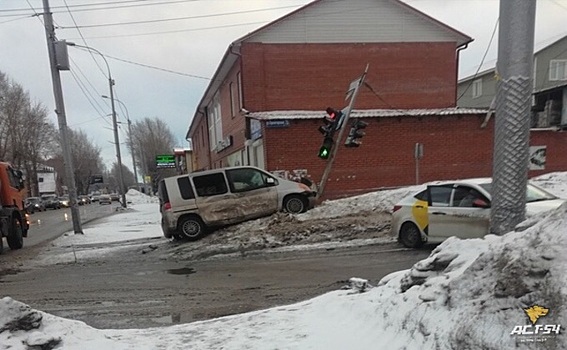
178 216 206 241
283 195 307 214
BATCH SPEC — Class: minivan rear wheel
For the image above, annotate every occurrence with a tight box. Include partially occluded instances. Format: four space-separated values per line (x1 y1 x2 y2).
283 195 307 214
178 216 206 241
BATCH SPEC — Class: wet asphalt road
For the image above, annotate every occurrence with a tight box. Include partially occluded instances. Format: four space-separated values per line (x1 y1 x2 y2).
0 239 432 329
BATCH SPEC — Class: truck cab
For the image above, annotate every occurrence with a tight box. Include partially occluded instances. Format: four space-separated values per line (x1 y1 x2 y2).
0 162 29 253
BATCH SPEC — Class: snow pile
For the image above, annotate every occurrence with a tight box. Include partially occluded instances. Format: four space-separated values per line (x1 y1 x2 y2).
125 189 158 205
530 171 567 199
31 202 162 266
2 203 565 349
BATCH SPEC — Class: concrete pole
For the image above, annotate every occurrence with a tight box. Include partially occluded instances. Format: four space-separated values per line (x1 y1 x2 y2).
108 82 128 208
127 117 139 192
42 0 82 233
317 65 368 200
491 0 536 235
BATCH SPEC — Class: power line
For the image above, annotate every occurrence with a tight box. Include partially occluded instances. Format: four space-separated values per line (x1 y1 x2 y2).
457 17 499 101
55 5 301 29
66 20 268 40
0 0 199 14
63 0 108 78
102 53 212 80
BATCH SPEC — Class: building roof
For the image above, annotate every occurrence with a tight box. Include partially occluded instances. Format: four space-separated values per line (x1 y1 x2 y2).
459 34 567 83
187 0 474 139
248 107 488 120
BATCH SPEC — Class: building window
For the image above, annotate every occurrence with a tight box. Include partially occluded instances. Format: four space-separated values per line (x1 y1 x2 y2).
472 78 482 98
208 93 223 150
237 72 243 111
549 60 567 81
229 82 235 118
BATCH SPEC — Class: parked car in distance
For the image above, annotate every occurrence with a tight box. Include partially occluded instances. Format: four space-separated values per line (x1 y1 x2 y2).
391 178 566 248
99 194 112 205
159 166 316 241
90 191 101 202
78 195 91 205
41 194 61 210
58 196 70 208
110 193 120 202
25 197 46 213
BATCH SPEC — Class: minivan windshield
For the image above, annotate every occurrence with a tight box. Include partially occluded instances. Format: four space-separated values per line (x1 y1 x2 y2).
479 183 558 202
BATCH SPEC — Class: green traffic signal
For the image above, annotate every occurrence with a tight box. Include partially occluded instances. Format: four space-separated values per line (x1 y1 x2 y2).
318 137 333 159
318 147 330 159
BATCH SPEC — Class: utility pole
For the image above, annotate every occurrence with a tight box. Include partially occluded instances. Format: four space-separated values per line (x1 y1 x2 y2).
127 119 140 191
490 0 536 235
316 65 369 200
42 0 82 233
108 83 128 208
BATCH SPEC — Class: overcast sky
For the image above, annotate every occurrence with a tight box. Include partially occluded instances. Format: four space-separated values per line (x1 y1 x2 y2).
1 0 566 171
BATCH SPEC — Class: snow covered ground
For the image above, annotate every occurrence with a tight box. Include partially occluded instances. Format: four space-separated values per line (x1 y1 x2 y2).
1 173 566 349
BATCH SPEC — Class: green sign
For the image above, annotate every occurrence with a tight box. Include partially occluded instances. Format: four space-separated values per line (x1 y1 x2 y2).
156 154 175 168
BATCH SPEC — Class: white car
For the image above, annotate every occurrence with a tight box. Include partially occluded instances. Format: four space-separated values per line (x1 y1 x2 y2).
391 178 565 248
99 195 112 205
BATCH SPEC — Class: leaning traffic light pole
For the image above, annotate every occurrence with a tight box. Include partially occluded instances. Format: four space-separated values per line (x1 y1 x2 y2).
316 64 369 201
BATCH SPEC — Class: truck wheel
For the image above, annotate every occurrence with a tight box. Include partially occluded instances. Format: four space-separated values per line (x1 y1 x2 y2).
7 217 24 250
283 195 307 214
178 216 206 241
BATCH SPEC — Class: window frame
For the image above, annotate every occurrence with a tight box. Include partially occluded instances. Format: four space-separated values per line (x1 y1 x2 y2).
472 78 483 99
192 172 228 197
549 59 567 81
226 168 271 193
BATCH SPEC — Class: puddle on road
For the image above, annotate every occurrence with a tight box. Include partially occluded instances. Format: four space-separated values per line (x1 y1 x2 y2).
166 267 196 275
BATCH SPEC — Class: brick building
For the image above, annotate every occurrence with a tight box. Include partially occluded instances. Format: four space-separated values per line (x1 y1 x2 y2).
186 0 567 199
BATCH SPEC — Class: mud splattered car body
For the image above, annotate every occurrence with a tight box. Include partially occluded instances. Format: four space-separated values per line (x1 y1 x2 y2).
158 166 316 241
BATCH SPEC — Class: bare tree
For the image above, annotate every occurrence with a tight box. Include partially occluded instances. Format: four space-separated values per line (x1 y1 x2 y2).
106 162 135 192
0 72 58 195
128 117 176 192
51 128 105 195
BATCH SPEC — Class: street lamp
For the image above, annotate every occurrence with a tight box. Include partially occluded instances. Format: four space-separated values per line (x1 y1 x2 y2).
102 95 139 192
66 41 127 208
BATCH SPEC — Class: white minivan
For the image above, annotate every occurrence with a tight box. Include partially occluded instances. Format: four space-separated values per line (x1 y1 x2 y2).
158 166 316 240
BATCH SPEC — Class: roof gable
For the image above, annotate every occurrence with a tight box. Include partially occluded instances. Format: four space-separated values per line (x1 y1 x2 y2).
237 0 471 46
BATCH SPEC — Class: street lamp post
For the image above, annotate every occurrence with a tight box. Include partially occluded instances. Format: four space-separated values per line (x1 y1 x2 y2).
67 42 127 208
102 96 139 192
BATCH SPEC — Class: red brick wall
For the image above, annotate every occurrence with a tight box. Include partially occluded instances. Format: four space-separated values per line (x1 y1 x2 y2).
529 131 567 177
191 114 211 171
263 115 567 200
212 63 247 167
240 42 458 111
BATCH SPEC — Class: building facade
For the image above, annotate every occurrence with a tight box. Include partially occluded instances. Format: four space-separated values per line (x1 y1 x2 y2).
187 0 567 199
458 35 567 128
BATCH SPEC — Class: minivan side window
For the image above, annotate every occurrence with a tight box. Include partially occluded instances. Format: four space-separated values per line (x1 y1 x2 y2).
192 173 228 197
177 176 195 199
226 168 268 193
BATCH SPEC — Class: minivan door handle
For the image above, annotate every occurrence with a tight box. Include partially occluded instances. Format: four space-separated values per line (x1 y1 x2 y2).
431 212 446 215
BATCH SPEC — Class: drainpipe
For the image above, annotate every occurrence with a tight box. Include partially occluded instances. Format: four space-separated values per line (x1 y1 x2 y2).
455 42 469 105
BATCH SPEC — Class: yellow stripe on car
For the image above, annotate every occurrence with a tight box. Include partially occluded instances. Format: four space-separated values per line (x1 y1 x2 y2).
412 199 428 231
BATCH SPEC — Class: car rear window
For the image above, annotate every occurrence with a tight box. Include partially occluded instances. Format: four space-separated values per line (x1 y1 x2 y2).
177 176 195 200
157 180 169 207
414 190 427 201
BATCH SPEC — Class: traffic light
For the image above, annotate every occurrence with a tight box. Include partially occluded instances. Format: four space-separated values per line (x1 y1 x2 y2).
345 120 368 147
325 107 344 131
318 137 333 159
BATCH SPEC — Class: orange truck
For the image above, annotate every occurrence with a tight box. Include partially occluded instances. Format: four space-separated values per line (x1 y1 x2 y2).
0 162 29 253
